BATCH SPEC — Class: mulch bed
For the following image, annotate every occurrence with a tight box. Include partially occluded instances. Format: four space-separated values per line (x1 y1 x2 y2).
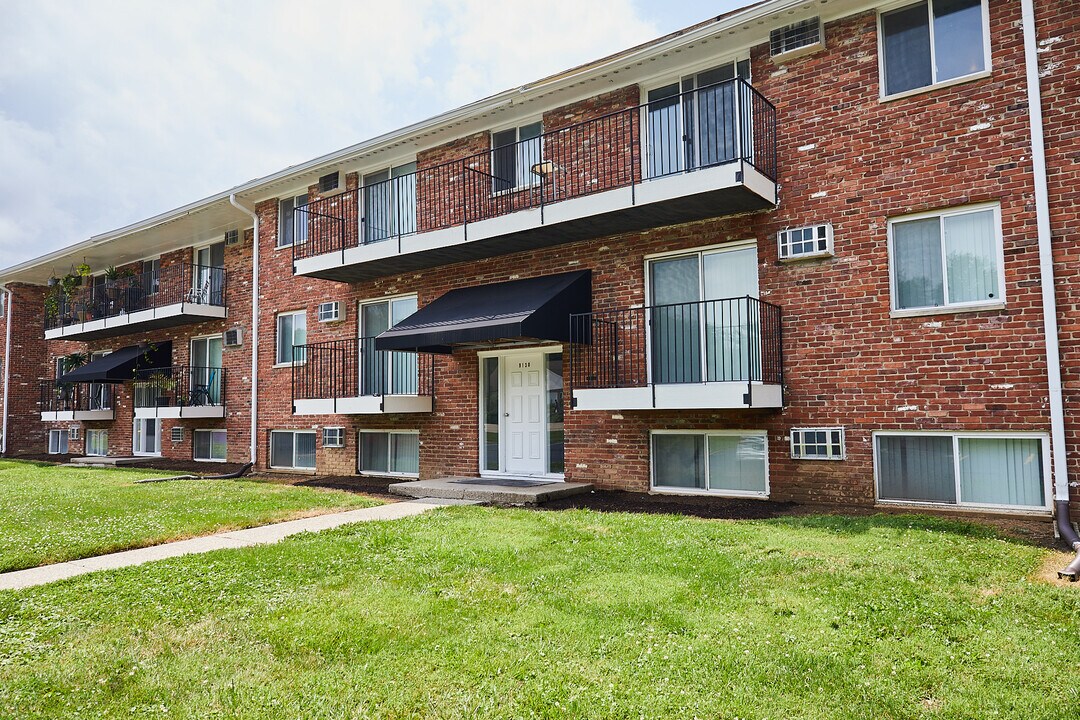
297 475 401 501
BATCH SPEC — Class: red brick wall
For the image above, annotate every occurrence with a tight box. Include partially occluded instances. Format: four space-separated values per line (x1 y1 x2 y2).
243 0 1068 514
18 228 255 462
1 284 50 456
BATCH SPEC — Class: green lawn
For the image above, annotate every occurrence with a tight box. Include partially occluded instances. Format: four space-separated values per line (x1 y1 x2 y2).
1 506 1077 719
0 460 379 572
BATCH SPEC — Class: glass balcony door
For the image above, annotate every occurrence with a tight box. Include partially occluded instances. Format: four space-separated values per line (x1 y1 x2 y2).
363 162 417 244
88 350 112 410
359 297 419 396
649 244 759 385
646 60 750 178
190 336 223 405
194 241 225 305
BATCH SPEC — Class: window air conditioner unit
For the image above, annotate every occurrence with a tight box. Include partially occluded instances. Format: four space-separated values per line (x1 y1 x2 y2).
318 301 342 323
171 426 184 443
770 16 823 60
778 223 834 261
318 171 344 197
224 327 243 347
68 427 80 441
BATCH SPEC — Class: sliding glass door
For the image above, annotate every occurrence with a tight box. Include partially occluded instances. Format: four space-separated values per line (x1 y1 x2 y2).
363 162 417 244
649 244 759 384
190 336 223 405
646 60 750 178
360 297 418 395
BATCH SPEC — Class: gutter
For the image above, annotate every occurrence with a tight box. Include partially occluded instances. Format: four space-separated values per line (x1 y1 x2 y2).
228 195 260 467
1020 0 1079 578
1 287 11 455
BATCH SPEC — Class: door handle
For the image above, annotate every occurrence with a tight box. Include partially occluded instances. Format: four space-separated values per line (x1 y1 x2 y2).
504 412 510 417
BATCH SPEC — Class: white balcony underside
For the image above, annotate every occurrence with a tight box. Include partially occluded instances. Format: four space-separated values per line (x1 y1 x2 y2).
40 410 114 422
293 395 433 415
572 382 783 411
293 164 775 277
134 405 226 419
45 303 227 341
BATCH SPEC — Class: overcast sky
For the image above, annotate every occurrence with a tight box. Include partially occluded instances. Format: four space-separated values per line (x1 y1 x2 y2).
0 0 745 270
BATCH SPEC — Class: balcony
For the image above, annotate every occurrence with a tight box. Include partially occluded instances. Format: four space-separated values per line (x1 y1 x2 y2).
39 382 117 421
293 79 777 282
133 365 226 419
569 296 783 410
292 338 434 415
44 263 227 341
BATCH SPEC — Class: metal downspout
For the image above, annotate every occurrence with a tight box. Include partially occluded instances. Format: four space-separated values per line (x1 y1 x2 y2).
229 194 260 467
1 287 12 455
1020 0 1078 577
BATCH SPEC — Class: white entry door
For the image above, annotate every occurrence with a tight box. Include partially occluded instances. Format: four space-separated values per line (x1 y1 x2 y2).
503 352 546 476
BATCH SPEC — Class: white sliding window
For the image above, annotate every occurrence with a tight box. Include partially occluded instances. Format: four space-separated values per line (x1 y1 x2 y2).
875 433 1048 510
889 204 1002 313
359 431 420 477
651 431 768 496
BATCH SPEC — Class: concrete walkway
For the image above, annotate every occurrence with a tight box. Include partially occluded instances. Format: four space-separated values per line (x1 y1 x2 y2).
0 498 472 591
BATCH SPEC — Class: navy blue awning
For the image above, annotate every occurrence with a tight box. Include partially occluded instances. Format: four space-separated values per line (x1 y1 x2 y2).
375 271 591 354
57 342 172 383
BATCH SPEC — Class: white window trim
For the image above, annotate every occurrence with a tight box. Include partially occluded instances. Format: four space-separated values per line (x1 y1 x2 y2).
357 429 421 478
790 427 846 461
876 0 992 101
276 193 310 249
85 429 108 457
643 240 759 387
47 429 69 455
322 426 346 448
872 430 1052 512
275 310 307 367
132 418 162 457
649 429 770 498
269 430 317 471
886 202 1005 317
193 428 228 462
489 120 544 195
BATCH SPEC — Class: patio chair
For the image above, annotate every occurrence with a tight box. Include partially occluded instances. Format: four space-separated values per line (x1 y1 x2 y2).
187 368 217 406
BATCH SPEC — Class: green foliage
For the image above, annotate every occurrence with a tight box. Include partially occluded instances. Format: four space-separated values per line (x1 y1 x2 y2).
0 503 1076 718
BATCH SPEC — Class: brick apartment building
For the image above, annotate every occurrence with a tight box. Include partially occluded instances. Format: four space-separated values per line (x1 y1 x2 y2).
1 0 1077 525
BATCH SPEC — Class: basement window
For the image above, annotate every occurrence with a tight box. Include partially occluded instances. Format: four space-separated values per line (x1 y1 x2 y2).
270 430 316 470
359 431 419 477
650 431 768 497
875 433 1049 510
48 429 69 454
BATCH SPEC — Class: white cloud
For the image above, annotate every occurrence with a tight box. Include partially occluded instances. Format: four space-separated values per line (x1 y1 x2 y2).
0 0 667 269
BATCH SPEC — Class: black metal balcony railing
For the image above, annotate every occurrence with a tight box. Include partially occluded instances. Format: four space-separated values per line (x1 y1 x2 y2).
292 337 435 402
294 78 777 262
44 263 227 332
39 381 116 414
569 296 783 395
132 365 225 409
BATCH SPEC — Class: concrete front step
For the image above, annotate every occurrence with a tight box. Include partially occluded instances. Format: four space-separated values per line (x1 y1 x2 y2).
389 477 593 505
66 456 160 467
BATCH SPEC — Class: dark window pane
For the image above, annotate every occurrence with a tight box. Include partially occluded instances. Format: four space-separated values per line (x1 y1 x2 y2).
878 435 956 503
893 217 944 309
933 0 985 81
882 3 933 95
361 432 389 474
653 434 705 489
